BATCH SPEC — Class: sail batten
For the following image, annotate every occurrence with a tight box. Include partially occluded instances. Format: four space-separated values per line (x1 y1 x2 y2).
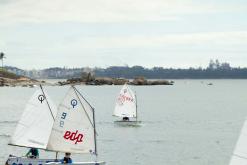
113 84 137 118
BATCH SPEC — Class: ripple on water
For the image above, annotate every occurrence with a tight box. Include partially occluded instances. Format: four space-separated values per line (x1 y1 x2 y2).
99 139 115 143
97 121 113 125
0 134 11 138
0 121 17 124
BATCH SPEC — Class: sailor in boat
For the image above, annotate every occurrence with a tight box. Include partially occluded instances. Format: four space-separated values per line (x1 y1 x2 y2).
63 153 72 164
122 117 129 121
6 85 106 165
25 148 39 158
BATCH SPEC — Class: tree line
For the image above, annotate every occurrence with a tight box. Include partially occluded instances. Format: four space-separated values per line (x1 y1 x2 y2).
95 66 247 79
5 60 247 79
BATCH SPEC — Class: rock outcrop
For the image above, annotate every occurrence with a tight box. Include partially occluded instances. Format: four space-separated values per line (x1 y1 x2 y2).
58 74 173 86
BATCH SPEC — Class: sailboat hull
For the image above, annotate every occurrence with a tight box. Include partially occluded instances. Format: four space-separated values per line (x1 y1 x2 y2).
47 162 106 165
114 120 141 127
6 156 106 165
6 156 56 165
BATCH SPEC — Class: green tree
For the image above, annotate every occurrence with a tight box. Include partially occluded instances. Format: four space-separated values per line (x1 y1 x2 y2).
0 52 6 69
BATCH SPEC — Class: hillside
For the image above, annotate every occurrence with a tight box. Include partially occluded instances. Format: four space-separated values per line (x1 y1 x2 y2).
0 68 21 79
0 68 40 87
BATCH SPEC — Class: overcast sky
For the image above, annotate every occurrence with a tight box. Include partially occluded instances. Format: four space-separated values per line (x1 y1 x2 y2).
0 0 247 69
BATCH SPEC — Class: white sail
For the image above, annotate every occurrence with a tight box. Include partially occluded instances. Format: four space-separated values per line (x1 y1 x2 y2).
229 120 247 165
47 86 96 154
9 87 57 149
113 84 137 118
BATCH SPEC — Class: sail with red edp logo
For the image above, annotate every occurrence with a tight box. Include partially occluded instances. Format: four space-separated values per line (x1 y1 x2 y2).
7 85 105 165
63 130 83 144
47 86 96 154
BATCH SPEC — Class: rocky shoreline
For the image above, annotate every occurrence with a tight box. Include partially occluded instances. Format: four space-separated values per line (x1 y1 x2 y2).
1 70 174 87
0 77 48 87
0 76 174 87
57 77 174 86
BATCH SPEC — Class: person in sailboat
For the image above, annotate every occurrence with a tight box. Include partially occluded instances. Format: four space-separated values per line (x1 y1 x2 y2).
63 152 72 164
122 117 129 121
7 86 105 165
25 148 39 158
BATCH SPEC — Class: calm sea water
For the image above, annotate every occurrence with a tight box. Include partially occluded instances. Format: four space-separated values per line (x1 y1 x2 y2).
1 80 247 165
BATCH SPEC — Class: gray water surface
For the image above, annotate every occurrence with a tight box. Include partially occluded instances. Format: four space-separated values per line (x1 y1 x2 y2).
1 80 247 165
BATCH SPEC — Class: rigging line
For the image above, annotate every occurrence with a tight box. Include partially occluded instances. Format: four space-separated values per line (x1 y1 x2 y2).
39 84 55 121
73 87 94 112
72 86 95 128
73 86 98 136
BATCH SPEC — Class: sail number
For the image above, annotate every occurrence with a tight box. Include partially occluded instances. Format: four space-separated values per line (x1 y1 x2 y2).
59 112 67 127
64 130 83 144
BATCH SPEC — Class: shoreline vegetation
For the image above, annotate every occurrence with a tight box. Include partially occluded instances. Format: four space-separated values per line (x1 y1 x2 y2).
1 60 246 87
0 69 45 87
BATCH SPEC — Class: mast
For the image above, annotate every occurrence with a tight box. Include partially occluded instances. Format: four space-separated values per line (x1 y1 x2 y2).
39 84 55 121
127 84 137 120
92 108 98 156
135 91 137 121
39 85 58 157
55 152 58 160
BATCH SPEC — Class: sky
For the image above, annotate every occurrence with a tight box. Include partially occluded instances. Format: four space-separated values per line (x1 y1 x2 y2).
0 0 247 69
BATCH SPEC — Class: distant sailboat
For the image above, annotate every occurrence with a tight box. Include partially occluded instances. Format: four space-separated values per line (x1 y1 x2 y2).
229 119 247 165
7 85 105 165
113 84 140 124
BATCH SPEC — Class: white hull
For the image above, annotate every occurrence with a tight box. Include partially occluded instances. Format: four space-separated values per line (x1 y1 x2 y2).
6 156 106 165
114 120 141 127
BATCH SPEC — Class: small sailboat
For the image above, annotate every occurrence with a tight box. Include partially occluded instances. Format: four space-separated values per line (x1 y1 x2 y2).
113 84 140 125
7 85 105 165
229 118 247 165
